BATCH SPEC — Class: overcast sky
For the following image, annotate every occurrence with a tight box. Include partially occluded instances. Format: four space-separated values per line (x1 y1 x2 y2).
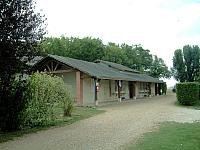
35 0 200 87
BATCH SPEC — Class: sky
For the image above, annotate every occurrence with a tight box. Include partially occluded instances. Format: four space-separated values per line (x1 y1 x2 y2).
35 0 200 87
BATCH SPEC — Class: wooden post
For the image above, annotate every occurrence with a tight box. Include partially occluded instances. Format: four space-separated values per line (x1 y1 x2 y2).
76 71 82 105
134 82 137 100
94 78 98 106
157 83 159 96
149 82 151 98
118 80 121 102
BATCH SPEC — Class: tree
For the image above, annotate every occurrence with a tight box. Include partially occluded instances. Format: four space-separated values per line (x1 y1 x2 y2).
0 0 46 131
42 37 105 62
103 43 128 64
172 49 186 82
149 56 171 78
134 47 153 71
172 45 200 82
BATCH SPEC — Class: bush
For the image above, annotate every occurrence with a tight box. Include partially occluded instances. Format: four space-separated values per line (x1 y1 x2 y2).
0 78 28 131
20 72 73 128
176 82 199 106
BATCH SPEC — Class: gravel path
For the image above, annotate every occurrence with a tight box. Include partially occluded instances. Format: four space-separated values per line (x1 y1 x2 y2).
1 93 200 150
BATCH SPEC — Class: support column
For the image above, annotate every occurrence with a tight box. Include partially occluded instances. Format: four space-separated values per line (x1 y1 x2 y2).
157 83 159 96
76 71 83 105
149 82 152 98
94 78 98 106
134 82 137 99
118 80 121 102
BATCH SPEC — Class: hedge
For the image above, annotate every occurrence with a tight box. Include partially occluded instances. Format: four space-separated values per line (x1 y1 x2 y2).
20 72 73 128
176 82 199 106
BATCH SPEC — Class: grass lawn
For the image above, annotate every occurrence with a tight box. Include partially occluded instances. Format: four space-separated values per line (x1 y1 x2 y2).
175 101 200 110
126 122 200 150
0 106 104 143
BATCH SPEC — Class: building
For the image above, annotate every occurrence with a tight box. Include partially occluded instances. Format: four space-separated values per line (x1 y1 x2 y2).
32 54 164 106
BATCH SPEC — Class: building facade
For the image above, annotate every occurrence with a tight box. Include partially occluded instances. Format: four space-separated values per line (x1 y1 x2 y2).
32 55 164 106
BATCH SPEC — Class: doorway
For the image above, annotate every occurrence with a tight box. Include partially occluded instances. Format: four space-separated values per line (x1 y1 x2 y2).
129 81 135 99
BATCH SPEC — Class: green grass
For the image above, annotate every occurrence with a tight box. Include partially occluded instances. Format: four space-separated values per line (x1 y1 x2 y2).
175 100 200 110
0 106 104 143
126 122 200 150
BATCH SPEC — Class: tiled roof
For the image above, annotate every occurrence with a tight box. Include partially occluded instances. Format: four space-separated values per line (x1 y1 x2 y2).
33 54 163 83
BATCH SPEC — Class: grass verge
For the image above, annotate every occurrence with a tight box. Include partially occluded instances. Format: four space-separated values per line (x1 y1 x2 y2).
175 100 200 110
0 106 104 143
126 122 200 150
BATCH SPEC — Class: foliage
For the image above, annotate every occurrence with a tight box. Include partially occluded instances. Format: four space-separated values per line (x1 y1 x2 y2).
42 36 105 62
20 72 73 128
172 45 200 82
103 42 128 64
126 122 200 150
149 56 171 78
41 36 171 78
0 0 46 131
176 82 199 106
0 78 28 131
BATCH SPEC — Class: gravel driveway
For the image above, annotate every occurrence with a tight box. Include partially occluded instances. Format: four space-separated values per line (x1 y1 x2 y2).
1 93 200 150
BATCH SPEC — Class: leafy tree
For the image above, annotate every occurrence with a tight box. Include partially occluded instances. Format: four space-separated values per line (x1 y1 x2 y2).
103 43 128 64
0 0 46 131
121 44 140 70
41 36 70 56
134 47 153 71
172 45 200 82
172 49 186 82
149 56 171 78
42 37 105 62
183 45 200 82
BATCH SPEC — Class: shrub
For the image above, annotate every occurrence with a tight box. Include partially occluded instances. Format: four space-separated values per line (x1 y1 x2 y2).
20 72 73 128
176 82 199 106
0 78 28 131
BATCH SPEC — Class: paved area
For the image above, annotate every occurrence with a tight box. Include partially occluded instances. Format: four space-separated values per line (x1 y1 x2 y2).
1 93 200 150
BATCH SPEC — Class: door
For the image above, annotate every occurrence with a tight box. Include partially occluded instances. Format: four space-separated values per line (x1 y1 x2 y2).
129 81 135 98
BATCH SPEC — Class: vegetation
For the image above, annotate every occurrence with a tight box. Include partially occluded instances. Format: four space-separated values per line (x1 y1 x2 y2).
172 45 200 82
20 72 73 128
126 122 200 150
0 0 46 131
41 36 171 79
176 82 199 106
0 106 104 143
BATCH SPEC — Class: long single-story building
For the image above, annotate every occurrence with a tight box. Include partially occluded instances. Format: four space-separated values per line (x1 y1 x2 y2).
32 54 164 106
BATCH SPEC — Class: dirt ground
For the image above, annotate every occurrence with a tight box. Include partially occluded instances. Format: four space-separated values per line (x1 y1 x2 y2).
1 93 200 150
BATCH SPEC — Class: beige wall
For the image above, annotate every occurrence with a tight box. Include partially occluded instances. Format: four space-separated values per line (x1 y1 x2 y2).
97 80 117 102
55 72 76 101
97 80 130 103
56 71 159 105
82 77 95 106
151 83 155 96
122 81 129 99
135 82 142 98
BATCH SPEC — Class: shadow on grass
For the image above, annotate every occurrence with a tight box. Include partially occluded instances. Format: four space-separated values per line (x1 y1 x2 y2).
174 100 200 110
0 106 105 143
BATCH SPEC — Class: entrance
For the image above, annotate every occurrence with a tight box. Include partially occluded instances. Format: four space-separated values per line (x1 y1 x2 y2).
129 81 135 99
155 83 157 95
